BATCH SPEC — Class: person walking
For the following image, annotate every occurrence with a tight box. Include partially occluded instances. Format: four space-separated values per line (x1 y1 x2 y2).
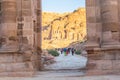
63 48 67 56
72 48 75 56
61 48 63 54
66 48 69 56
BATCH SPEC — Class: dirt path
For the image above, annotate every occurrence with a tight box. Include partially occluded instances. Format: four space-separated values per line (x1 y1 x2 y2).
44 52 87 70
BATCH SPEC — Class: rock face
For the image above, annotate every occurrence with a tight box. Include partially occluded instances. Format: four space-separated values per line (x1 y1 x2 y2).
42 12 67 27
42 8 86 49
85 0 120 75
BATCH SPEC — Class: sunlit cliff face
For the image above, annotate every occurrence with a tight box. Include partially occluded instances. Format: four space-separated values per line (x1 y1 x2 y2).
42 8 86 49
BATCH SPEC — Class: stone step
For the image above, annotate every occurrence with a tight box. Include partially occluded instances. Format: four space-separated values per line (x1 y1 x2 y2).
34 70 85 77
0 72 35 77
0 62 34 72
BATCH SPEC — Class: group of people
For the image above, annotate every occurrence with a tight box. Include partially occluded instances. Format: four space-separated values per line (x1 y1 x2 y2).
57 48 76 56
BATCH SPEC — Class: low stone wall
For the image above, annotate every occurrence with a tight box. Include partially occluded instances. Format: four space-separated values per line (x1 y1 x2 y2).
0 51 41 77
86 48 120 75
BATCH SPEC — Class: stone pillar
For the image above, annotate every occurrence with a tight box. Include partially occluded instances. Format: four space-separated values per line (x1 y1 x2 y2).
86 0 120 75
1 0 17 37
36 0 42 48
85 0 102 49
36 0 42 70
18 0 33 46
0 0 18 50
0 0 42 76
101 0 120 44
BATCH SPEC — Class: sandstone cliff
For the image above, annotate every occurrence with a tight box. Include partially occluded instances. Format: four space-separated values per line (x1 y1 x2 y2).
42 8 86 49
42 12 69 27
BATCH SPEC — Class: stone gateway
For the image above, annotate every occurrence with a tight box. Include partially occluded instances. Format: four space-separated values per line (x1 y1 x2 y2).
0 0 120 76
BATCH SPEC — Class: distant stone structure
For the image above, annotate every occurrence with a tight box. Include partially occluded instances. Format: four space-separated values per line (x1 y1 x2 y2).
85 0 120 75
0 0 42 76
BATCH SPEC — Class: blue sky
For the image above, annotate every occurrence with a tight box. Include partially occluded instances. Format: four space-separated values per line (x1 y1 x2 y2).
42 0 85 13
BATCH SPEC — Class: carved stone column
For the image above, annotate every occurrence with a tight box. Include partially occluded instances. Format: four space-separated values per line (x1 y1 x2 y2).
86 0 120 75
0 0 42 76
101 0 120 44
1 0 17 37
85 0 102 49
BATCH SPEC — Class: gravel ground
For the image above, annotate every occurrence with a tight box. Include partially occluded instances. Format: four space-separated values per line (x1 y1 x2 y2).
44 52 87 70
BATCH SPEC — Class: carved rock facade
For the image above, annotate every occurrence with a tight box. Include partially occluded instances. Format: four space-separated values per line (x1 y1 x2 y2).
42 8 86 49
42 8 86 41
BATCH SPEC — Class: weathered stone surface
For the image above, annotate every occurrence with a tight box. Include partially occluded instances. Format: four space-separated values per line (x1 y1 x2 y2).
0 63 6 72
113 60 120 70
0 54 14 63
0 0 42 77
87 60 113 70
0 0 42 49
115 53 120 60
0 51 41 76
86 0 120 75
104 52 115 60
13 54 23 62
86 49 120 75
86 70 120 75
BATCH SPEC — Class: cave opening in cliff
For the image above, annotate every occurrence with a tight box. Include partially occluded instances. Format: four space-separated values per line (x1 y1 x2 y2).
41 0 87 71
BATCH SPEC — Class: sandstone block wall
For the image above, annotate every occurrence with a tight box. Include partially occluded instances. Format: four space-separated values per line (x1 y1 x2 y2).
86 48 120 75
0 51 41 77
0 0 41 49
86 0 120 75
86 0 102 48
0 0 42 76
86 0 120 46
101 0 120 44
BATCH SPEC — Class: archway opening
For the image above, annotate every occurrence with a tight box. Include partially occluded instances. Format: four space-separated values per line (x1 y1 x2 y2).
41 0 87 72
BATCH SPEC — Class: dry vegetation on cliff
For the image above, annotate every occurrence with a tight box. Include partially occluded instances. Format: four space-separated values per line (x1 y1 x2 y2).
42 8 86 49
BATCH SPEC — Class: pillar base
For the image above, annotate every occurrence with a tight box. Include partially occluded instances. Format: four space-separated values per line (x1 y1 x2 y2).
86 46 120 75
0 51 41 77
